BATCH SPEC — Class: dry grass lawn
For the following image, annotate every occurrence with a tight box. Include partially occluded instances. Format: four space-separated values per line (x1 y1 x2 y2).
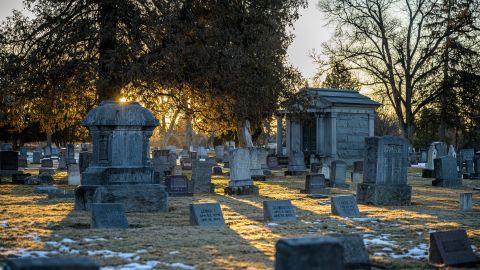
0 167 479 269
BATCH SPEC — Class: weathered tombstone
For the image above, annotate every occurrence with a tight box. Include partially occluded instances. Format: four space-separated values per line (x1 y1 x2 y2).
5 257 100 270
192 160 214 194
68 164 81 185
331 195 360 217
40 158 53 168
310 162 320 173
329 160 348 188
328 234 371 269
212 166 223 175
168 152 177 172
180 158 193 170
165 175 192 196
459 193 472 211
215 145 224 162
448 145 457 158
285 151 307 176
433 156 461 187
224 148 258 195
32 150 42 164
249 147 266 181
351 161 363 190
321 163 330 180
473 155 480 178
357 136 412 206
91 203 128 229
197 147 208 159
66 143 76 164
275 237 345 270
43 146 52 158
0 151 19 171
429 229 477 267
301 174 330 195
189 203 225 226
267 155 280 170
258 148 269 170
152 149 171 181
19 147 28 159
78 151 92 174
420 150 428 163
189 151 198 160
58 148 68 170
263 200 296 222
460 148 475 162
464 159 474 179
75 101 167 212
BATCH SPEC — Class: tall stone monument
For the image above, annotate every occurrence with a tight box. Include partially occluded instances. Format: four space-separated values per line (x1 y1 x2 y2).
357 136 411 206
75 101 167 212
224 148 259 195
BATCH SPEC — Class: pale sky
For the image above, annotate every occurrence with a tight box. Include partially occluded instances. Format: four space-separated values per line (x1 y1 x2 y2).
0 0 333 81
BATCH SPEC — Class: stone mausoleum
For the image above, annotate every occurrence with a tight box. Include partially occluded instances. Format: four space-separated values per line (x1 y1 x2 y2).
276 88 380 165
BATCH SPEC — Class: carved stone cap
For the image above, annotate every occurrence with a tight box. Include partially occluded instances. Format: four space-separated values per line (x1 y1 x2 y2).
83 100 159 127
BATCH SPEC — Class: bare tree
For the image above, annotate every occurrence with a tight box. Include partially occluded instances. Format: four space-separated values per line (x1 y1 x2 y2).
316 0 475 140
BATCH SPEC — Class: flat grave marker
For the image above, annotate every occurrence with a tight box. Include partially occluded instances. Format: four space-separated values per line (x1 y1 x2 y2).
189 203 225 226
263 200 296 222
429 229 477 267
165 175 192 196
91 203 128 229
5 257 100 270
331 195 361 218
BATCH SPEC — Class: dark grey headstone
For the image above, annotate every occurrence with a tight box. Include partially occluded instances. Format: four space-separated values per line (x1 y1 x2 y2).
212 166 223 175
331 195 360 217
353 161 363 172
91 203 128 229
189 203 225 226
32 151 42 164
328 234 370 269
275 237 345 270
0 151 19 170
19 147 28 159
192 160 214 193
330 160 348 188
310 162 320 173
18 157 28 168
66 143 76 164
460 149 475 161
302 174 329 195
433 156 461 187
40 158 53 168
165 175 192 196
263 200 296 222
267 155 280 170
5 257 99 270
286 151 306 175
429 229 476 267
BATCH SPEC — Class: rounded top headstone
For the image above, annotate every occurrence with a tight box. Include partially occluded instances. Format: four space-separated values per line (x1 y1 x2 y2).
83 100 159 127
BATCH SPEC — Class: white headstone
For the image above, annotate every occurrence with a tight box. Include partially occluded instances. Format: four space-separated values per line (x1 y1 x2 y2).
68 164 81 185
229 148 252 187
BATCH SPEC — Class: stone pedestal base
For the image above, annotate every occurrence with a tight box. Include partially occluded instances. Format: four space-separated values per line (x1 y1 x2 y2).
224 185 259 195
251 175 266 181
284 170 307 176
356 183 411 206
422 169 435 178
300 188 330 195
432 178 462 187
75 184 168 212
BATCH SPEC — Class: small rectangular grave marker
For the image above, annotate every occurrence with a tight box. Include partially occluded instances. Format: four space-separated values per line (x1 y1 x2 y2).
5 257 100 270
331 195 360 217
91 203 128 229
263 200 296 222
328 233 370 269
165 175 192 196
429 229 476 267
459 193 472 211
189 203 225 226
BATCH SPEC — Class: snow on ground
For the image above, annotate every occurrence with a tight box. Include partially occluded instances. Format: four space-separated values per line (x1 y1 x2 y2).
266 223 278 226
24 234 41 242
375 243 428 260
363 234 397 247
84 237 107 242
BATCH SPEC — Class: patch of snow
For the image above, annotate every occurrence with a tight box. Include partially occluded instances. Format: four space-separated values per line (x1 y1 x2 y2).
161 262 196 270
266 223 279 226
382 247 393 252
169 251 180 255
380 243 428 260
0 220 8 228
45 241 61 247
351 217 372 222
88 249 137 261
136 249 148 253
363 236 397 247
24 234 41 242
101 261 159 270
1 248 59 258
313 221 321 225
84 237 107 242
60 238 77 243
416 232 423 236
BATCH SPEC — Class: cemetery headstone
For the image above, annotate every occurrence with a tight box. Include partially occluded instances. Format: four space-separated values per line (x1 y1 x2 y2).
327 234 371 269
331 195 360 217
180 158 193 170
91 203 128 229
464 159 474 179
212 166 223 175
19 147 28 159
17 156 27 168
429 229 477 267
58 148 68 170
448 145 456 158
459 193 472 211
198 147 208 159
165 175 192 196
249 147 266 181
275 237 344 270
66 143 76 164
5 257 100 270
433 156 461 187
420 150 428 163
43 146 52 158
215 145 224 162
79 151 92 174
0 143 13 151
68 164 81 185
258 148 269 170
329 160 348 188
189 203 225 226
301 174 330 195
310 162 320 173
32 150 42 164
152 149 172 181
224 148 258 195
192 160 214 193
357 136 412 206
460 148 475 162
40 158 53 168
285 151 306 176
267 155 280 170
263 200 296 222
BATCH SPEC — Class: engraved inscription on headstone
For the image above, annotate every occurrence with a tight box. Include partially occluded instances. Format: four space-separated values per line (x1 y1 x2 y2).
429 229 476 267
91 203 128 229
263 200 296 222
331 195 360 217
165 175 191 196
189 203 225 226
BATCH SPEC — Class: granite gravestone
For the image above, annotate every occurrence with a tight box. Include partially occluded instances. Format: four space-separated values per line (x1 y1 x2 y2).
328 234 371 269
459 193 472 211
429 229 477 267
215 146 224 162
420 150 428 163
91 203 128 229
68 164 81 185
423 142 448 177
5 257 100 270
192 160 214 194
43 146 52 158
40 158 53 168
32 150 42 164
19 147 28 159
275 237 344 270
301 174 330 195
224 148 258 195
331 195 360 217
258 148 269 170
310 162 320 173
464 159 475 179
285 151 307 176
329 160 348 188
75 101 167 212
165 175 192 196
433 156 461 187
189 203 225 226
66 143 76 164
249 147 266 181
58 148 67 170
357 136 412 206
263 200 296 222
267 155 280 170
212 166 223 175
180 158 193 170
152 149 171 182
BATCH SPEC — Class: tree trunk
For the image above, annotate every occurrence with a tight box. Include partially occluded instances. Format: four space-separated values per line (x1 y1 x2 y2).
439 38 450 142
236 120 254 148
185 114 192 148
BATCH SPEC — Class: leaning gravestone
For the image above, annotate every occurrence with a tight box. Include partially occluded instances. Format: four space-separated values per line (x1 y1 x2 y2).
433 156 461 187
192 160 214 194
329 160 348 188
331 195 360 218
285 151 307 176
68 164 81 185
275 237 344 270
189 203 225 226
429 229 477 267
91 203 128 229
459 193 472 211
165 175 192 196
357 136 412 206
301 174 330 195
75 101 167 212
263 200 296 222
5 257 100 270
224 148 258 195
328 234 371 269
249 147 266 181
